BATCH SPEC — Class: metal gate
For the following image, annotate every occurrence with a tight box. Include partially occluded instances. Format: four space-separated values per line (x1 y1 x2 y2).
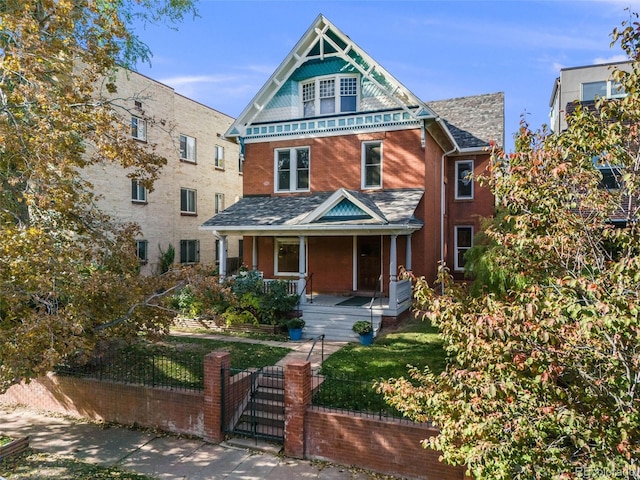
221 366 285 443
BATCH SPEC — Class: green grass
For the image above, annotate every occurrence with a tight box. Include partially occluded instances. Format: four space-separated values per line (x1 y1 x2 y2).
0 449 154 479
314 316 446 416
57 335 291 390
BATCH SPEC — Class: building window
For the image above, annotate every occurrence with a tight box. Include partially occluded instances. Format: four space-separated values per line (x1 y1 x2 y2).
238 155 243 174
131 180 147 203
301 75 358 118
179 134 196 162
454 226 473 272
136 240 148 264
131 116 146 141
180 188 197 214
275 147 310 192
180 239 200 264
593 157 622 190
215 193 224 213
362 141 382 189
215 145 224 169
582 80 626 102
275 238 301 275
455 160 474 200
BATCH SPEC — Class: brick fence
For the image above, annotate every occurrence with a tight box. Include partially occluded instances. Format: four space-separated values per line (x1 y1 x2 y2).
0 351 464 480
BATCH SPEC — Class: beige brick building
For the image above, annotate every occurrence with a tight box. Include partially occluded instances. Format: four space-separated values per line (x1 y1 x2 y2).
83 68 242 274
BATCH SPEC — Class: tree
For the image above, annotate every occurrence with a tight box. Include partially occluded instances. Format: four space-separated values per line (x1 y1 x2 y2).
378 15 640 480
0 0 196 392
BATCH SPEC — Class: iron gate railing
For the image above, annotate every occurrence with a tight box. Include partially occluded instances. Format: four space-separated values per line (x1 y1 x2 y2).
221 366 285 443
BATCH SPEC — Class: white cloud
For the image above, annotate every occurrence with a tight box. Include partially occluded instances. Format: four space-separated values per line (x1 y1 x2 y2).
593 54 629 64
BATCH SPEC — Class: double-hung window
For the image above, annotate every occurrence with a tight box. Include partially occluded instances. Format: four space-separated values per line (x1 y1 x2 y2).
454 226 473 272
362 141 382 189
215 145 224 169
131 180 147 203
215 193 224 213
180 239 200 264
275 147 310 192
136 240 148 264
180 188 197 215
179 134 196 162
301 75 358 118
455 160 474 200
131 116 146 141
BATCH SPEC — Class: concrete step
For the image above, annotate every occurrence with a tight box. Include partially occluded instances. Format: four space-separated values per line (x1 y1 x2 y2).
298 305 382 341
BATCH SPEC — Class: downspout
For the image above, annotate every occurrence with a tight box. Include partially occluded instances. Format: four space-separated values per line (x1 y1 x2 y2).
436 118 458 294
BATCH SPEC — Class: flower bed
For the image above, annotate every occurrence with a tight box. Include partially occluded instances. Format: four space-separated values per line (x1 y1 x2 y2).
0 436 29 460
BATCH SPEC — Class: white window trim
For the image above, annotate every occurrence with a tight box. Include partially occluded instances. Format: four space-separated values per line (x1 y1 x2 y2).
131 180 147 203
454 225 473 272
361 141 383 190
215 145 224 169
131 116 147 141
215 193 224 213
274 237 307 276
581 80 626 101
455 160 474 200
274 147 310 193
179 134 197 163
299 74 359 118
180 187 197 214
136 239 148 264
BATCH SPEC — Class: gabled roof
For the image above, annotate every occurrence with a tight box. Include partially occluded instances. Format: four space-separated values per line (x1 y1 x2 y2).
225 14 437 138
200 188 425 236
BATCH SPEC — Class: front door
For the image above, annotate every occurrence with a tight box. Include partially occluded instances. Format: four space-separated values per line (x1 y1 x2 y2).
357 236 381 292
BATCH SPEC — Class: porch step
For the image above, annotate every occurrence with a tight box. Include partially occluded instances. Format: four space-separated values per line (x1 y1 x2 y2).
298 305 382 342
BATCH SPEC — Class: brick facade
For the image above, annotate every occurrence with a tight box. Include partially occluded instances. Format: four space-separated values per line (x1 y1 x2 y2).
1 353 464 480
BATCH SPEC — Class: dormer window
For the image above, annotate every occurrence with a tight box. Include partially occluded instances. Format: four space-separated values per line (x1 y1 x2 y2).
301 75 358 118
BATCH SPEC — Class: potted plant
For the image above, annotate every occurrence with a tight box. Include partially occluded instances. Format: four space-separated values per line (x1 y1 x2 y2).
286 317 305 341
352 320 374 346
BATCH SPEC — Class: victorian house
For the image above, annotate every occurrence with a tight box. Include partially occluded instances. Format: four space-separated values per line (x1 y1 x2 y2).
201 15 503 338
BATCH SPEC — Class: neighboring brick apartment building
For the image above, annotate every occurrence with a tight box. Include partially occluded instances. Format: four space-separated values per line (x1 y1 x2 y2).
201 14 503 314
83 68 242 274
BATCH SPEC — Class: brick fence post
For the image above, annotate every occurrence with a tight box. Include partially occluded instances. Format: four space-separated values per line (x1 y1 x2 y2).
204 351 230 443
284 360 311 458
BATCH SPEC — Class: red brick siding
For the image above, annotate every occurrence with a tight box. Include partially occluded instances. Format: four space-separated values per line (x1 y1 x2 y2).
305 409 465 480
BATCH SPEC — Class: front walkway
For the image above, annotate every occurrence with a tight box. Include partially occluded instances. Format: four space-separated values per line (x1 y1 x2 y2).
169 330 348 371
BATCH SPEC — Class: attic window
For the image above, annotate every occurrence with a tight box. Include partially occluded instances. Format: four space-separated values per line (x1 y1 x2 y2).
301 75 358 118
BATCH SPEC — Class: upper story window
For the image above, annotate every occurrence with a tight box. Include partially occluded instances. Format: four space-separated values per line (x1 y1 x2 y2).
301 75 358 118
131 116 146 141
131 180 147 203
215 193 225 213
362 141 382 189
581 80 626 102
455 160 474 200
215 145 224 169
275 147 310 192
180 187 197 215
179 134 197 163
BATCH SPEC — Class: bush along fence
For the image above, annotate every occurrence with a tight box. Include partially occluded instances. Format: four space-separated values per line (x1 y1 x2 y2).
0 351 465 480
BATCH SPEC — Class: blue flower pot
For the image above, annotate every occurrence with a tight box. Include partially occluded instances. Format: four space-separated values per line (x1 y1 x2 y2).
288 328 303 341
359 331 374 346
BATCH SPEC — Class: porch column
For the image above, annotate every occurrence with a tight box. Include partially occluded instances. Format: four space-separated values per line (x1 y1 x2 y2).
406 234 412 271
389 235 398 308
297 235 307 304
218 234 228 281
252 235 258 271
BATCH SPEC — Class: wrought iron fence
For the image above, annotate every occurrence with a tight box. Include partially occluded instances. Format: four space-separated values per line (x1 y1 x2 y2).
55 348 204 392
311 371 409 421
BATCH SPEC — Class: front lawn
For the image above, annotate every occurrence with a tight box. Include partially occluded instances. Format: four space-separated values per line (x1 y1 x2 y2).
314 315 446 416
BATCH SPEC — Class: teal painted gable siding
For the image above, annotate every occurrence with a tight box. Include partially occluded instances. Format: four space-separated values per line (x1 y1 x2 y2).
257 57 400 123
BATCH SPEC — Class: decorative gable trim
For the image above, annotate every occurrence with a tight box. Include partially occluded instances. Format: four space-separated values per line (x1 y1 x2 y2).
300 188 386 224
225 14 436 139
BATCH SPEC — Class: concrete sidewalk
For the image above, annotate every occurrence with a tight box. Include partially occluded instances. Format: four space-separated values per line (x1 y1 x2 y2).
0 405 386 479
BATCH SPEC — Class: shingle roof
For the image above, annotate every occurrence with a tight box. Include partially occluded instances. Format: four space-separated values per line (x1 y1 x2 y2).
428 92 504 150
201 188 424 231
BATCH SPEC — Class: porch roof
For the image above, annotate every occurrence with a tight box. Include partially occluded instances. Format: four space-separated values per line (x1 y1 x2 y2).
200 188 425 236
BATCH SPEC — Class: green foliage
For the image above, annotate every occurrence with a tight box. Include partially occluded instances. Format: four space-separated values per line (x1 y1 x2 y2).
222 309 258 327
378 15 640 479
158 243 175 274
169 286 202 317
285 317 305 330
352 320 373 334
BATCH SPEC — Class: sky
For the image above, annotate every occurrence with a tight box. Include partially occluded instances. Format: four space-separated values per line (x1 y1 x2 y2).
131 0 640 152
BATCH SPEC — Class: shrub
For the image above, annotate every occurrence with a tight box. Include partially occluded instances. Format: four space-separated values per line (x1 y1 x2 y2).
352 321 372 335
285 318 305 330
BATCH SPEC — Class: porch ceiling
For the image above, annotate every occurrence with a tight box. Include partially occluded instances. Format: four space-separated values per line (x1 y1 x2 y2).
200 188 424 237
